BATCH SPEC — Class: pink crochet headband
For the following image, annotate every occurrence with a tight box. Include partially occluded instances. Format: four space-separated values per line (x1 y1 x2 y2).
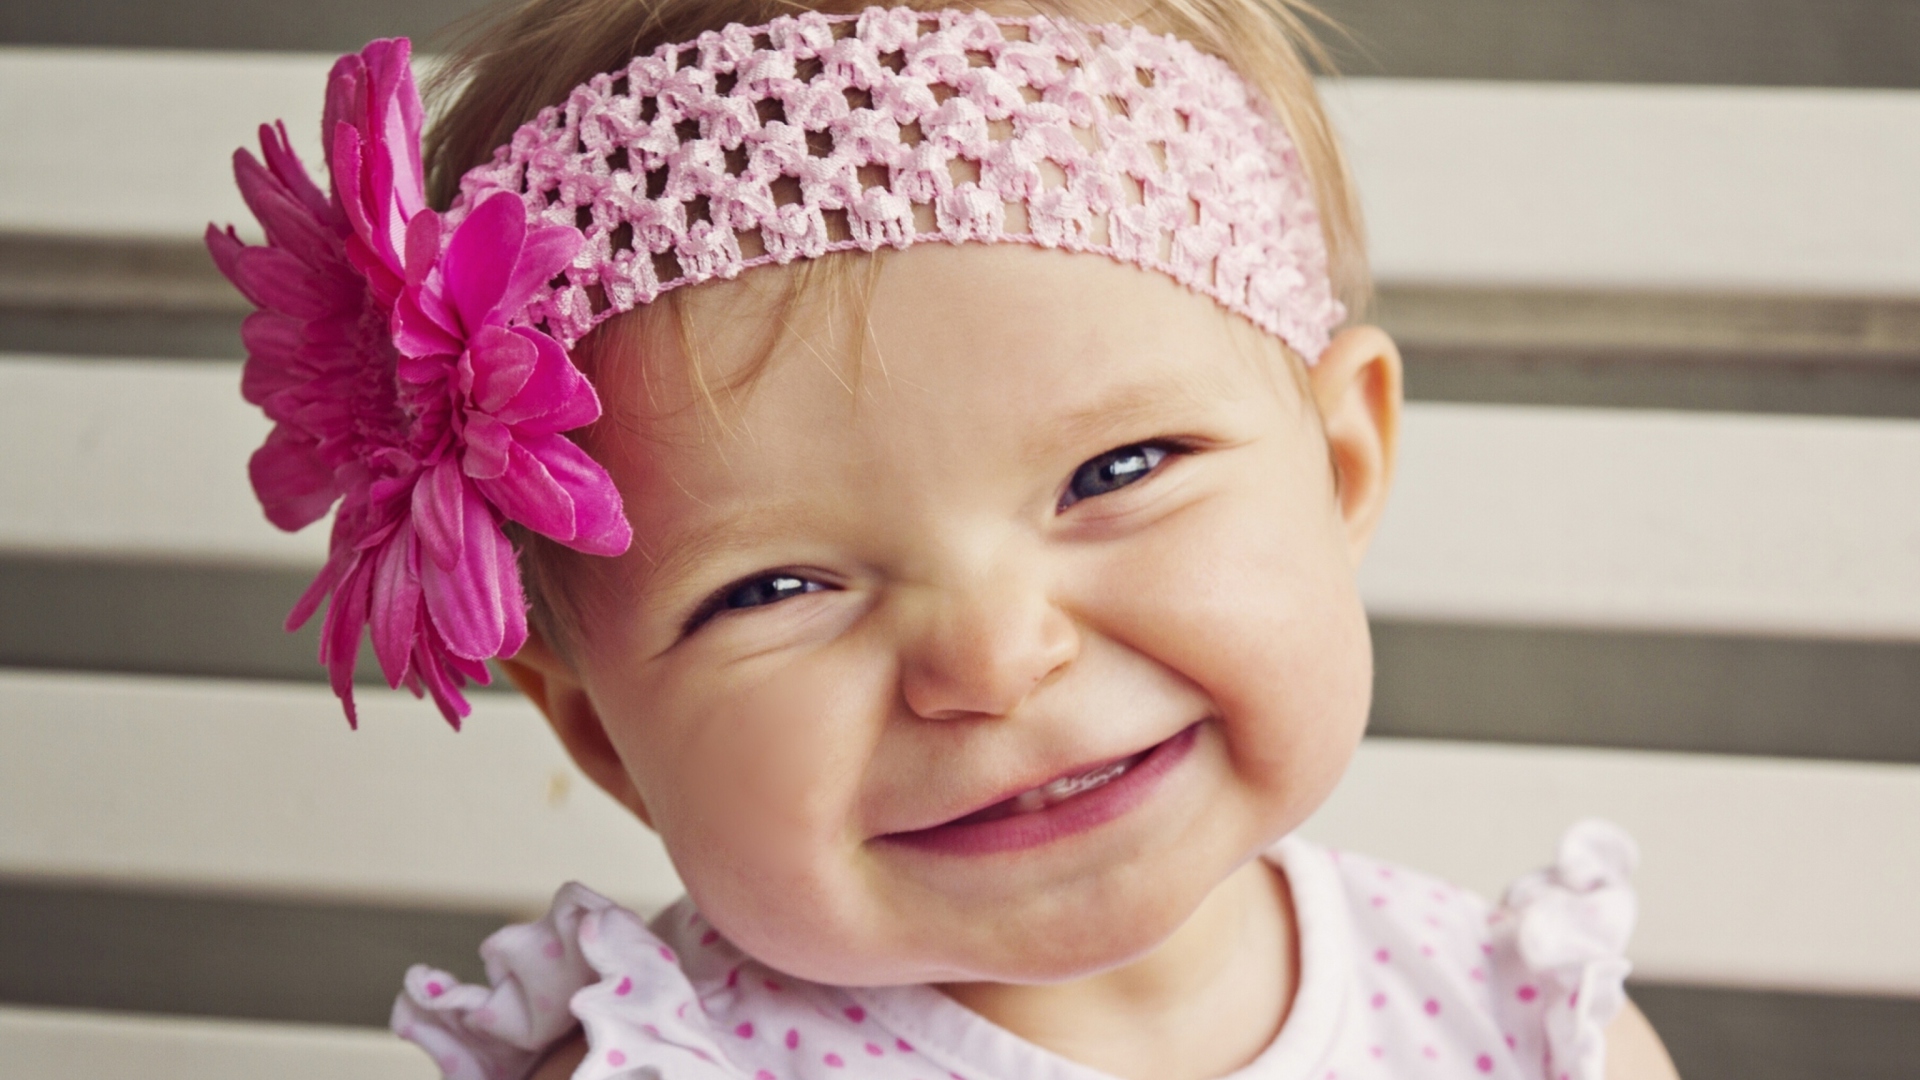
207 6 1344 727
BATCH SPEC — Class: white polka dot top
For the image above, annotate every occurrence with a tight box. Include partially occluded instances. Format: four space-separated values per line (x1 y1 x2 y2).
394 820 1638 1080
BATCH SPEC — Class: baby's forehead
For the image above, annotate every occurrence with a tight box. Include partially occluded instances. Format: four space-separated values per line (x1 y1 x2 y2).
610 244 1302 444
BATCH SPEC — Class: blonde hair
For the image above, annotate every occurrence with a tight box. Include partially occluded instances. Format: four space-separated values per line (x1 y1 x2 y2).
421 0 1366 647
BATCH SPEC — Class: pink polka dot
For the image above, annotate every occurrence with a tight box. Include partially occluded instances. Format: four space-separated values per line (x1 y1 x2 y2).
1420 943 1436 957
658 946 677 963
1569 990 1580 1008
756 1072 776 1080
765 979 784 992
1477 1054 1494 1073
865 1042 885 1056
425 981 444 998
844 1005 866 1023
1370 992 1387 1009
1370 895 1388 908
543 940 564 959
1379 867 1396 879
1482 942 1496 955
1517 984 1539 1003
615 976 633 996
1369 1046 1385 1060
896 1039 914 1053
1470 966 1487 982
1422 1045 1438 1060
735 1022 755 1039
607 1050 627 1067
1424 916 1443 930
726 967 740 988
824 1053 845 1067
1431 889 1448 903
1505 1034 1517 1049
1374 948 1391 963
1424 998 1441 1016
786 1029 800 1049
701 929 721 947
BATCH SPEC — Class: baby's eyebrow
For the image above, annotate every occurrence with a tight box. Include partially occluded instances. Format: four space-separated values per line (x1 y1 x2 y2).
1025 373 1228 460
637 499 817 600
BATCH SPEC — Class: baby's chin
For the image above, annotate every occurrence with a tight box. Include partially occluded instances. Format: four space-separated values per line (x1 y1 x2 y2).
704 839 1251 989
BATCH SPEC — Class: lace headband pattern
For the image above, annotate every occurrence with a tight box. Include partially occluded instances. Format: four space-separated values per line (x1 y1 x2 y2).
208 8 1344 727
456 6 1344 361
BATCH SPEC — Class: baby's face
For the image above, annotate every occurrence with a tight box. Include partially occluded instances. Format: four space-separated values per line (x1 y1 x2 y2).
546 245 1381 985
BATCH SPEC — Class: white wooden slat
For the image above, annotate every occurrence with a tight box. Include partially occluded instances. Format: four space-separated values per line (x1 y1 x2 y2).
1323 80 1920 294
0 668 681 916
1358 402 1920 641
0 49 333 242
7 354 1918 640
2 669 1917 995
2 47 1916 293
0 1005 431 1080
0 355 323 567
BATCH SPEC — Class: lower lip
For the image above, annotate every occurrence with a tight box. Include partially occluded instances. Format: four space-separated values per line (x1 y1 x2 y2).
878 723 1201 857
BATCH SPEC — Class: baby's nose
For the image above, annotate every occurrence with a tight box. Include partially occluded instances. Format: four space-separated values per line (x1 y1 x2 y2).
895 571 1079 722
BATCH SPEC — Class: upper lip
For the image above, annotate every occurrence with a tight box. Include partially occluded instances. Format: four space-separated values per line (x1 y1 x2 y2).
878 727 1187 836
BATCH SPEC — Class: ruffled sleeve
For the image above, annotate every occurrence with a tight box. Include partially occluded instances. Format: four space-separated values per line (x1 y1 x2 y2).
1490 819 1639 1080
391 882 618 1080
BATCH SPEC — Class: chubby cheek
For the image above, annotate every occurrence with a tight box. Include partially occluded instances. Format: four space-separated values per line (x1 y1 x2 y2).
1079 454 1371 841
598 640 909 981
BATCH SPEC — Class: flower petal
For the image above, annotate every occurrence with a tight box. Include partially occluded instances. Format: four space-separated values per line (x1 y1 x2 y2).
467 325 539 412
515 431 631 555
473 439 575 540
419 480 524 662
368 517 422 688
492 328 600 431
461 412 514 480
494 224 584 319
319 556 374 728
412 459 466 572
249 425 342 531
442 191 526 335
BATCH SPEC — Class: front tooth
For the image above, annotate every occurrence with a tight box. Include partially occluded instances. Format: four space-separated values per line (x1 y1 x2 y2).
1010 789 1050 814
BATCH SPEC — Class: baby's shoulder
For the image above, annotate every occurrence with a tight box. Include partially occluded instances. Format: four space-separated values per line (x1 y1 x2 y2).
1279 821 1639 1080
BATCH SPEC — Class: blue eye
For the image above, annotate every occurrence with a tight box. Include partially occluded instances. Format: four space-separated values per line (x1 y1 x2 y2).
683 572 829 636
723 574 823 611
1060 443 1171 508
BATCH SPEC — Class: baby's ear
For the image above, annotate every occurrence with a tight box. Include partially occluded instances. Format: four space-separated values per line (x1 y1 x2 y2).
1308 325 1403 565
500 631 655 828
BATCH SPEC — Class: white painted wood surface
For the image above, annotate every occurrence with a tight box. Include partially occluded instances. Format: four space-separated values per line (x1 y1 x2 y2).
1360 401 1920 641
7 354 1917 640
3 669 1916 995
0 1005 432 1080
2 48 1916 293
1324 80 1920 294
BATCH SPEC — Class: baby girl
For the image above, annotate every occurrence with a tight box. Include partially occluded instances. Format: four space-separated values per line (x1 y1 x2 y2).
208 1 1679 1078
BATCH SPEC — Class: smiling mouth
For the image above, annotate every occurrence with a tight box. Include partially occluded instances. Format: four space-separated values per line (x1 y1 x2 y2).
947 747 1155 827
879 722 1201 856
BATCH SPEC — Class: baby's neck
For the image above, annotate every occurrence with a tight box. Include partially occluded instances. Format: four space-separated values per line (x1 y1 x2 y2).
936 859 1297 1080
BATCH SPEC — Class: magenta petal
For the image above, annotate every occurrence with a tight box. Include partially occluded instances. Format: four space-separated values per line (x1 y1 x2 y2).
494 225 584 318
249 426 341 531
467 325 539 412
412 460 466 572
330 121 374 254
239 313 307 405
404 210 442 288
518 432 631 555
442 191 526 334
420 483 522 661
368 519 422 688
493 329 600 430
259 120 332 223
320 558 374 728
474 440 575 539
393 290 465 358
461 413 514 480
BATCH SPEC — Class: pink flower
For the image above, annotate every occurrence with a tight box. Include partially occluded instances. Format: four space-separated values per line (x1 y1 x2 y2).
207 38 630 727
